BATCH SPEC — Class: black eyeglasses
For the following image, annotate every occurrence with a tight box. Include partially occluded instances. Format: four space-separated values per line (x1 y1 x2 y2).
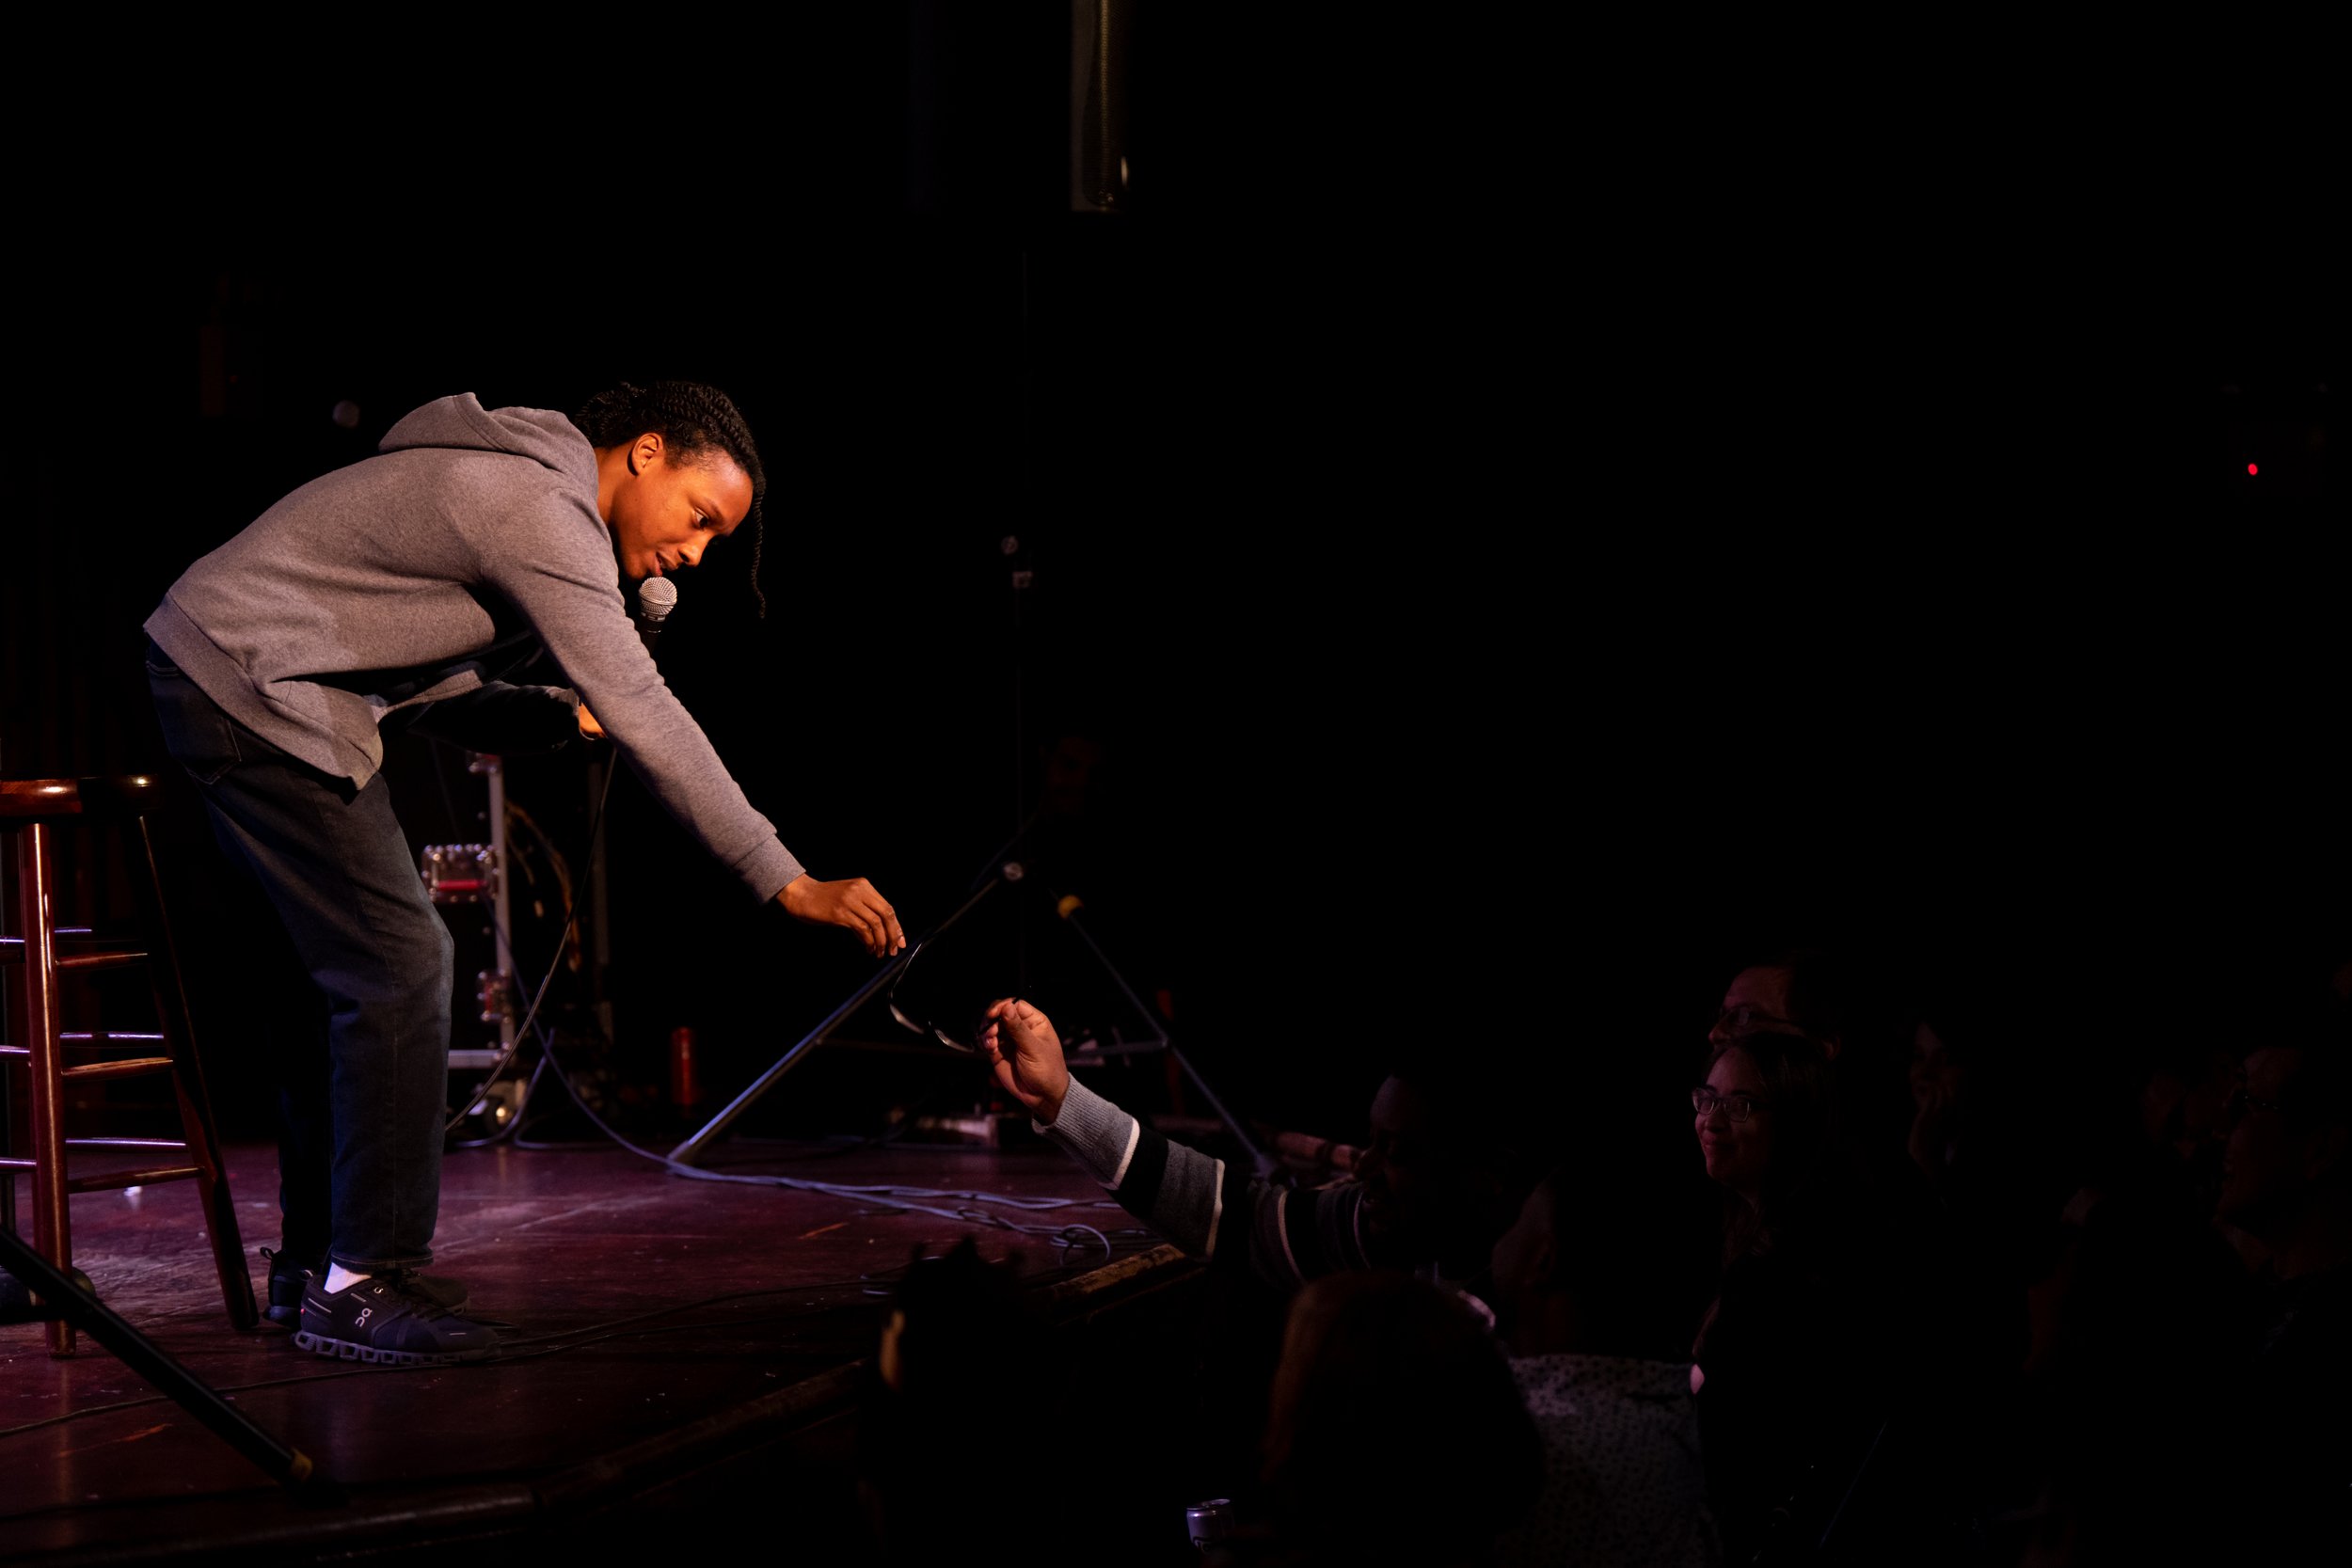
887 938 986 1053
1692 1086 1768 1123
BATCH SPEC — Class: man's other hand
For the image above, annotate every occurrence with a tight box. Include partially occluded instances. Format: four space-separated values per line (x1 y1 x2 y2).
977 997 1071 1126
777 875 905 958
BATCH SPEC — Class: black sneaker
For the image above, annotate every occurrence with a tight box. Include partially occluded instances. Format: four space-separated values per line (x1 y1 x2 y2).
294 1272 500 1365
265 1250 470 1325
261 1248 316 1327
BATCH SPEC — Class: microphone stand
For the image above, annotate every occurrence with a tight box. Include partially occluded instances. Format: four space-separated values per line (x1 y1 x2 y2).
667 816 1274 1182
664 821 1042 1169
1049 889 1276 1180
0 1228 327 1495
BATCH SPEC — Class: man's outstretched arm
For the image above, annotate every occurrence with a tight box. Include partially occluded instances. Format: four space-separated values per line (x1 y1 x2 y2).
486 523 902 958
977 998 1382 1288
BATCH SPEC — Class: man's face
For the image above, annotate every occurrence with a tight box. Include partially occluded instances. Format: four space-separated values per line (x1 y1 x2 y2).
1359 1075 1432 1228
2217 1047 2308 1233
1709 965 1801 1047
1358 1074 1468 1268
608 438 752 581
1359 1075 1518 1275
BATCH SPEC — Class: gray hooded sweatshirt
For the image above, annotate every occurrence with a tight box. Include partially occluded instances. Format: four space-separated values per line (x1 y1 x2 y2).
145 392 802 902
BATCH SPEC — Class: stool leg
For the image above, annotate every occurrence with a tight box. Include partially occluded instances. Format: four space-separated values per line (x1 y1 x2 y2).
3 842 13 1237
18 821 76 1355
133 815 257 1331
3 848 13 1238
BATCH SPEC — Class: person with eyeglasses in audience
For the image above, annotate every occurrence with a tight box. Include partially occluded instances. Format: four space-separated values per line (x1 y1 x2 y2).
1685 1027 1979 1565
1688 1030 1862 1561
1708 945 1923 1176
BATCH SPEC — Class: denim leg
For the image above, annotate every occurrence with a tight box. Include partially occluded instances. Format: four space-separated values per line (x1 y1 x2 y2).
149 652 452 1273
146 651 330 1265
274 992 334 1271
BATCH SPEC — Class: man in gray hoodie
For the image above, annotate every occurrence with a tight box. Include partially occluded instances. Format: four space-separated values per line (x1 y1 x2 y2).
144 381 902 1365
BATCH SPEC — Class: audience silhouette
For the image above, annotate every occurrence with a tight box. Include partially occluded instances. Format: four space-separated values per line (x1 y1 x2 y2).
934 932 2351 1564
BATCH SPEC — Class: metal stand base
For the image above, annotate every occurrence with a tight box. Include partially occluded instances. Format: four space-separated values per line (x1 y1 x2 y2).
0 1227 327 1494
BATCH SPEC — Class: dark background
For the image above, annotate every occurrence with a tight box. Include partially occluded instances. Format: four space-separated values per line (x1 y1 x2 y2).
5 12 2342 1162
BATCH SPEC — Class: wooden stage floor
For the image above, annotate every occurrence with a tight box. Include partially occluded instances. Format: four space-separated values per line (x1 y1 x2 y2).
0 1134 1200 1565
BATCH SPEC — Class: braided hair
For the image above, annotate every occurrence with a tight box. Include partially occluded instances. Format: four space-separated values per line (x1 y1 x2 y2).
573 380 769 615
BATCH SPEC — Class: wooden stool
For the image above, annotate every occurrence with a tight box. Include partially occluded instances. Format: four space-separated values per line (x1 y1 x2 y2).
1 776 257 1354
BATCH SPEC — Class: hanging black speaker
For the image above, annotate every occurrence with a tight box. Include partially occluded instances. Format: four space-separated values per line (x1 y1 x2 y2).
905 1 1140 218
1069 0 1135 214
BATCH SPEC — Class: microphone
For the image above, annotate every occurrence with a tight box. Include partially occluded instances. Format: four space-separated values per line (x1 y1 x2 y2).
637 577 677 653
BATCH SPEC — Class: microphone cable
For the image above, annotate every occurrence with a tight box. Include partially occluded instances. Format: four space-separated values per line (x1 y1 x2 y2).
441 748 616 1136
441 741 1140 1262
443 572 664 1135
474 914 1142 1260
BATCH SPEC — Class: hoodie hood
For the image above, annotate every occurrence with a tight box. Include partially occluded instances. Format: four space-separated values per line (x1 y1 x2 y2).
378 392 596 490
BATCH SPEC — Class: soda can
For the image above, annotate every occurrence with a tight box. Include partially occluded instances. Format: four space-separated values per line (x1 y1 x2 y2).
669 1026 700 1109
1185 1498 1232 1550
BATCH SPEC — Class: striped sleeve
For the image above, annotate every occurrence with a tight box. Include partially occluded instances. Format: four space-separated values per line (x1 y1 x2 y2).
1038 1079 1375 1285
1238 1177 1375 1291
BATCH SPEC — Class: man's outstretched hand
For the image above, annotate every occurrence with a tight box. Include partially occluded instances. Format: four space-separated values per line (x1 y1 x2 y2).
977 997 1071 1126
778 875 905 958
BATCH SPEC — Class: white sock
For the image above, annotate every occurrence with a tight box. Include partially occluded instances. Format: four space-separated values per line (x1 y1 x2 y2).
325 1263 372 1293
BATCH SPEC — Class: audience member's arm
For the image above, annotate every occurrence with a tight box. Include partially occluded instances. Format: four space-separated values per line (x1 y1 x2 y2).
979 998 1379 1288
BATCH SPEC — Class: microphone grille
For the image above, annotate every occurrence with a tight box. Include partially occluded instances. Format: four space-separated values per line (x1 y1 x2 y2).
638 578 679 623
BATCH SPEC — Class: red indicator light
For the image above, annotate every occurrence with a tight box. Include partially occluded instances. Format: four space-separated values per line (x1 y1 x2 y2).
2248 463 2259 476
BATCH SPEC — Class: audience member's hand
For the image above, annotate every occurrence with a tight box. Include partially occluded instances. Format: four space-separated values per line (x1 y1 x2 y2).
778 875 906 958
978 997 1071 1126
